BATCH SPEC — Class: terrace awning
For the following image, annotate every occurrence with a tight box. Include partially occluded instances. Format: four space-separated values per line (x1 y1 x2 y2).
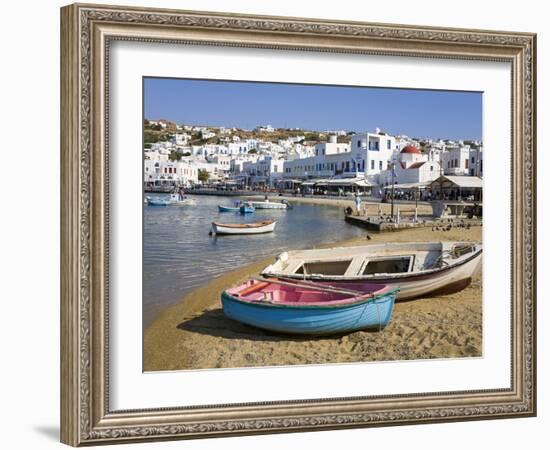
383 181 430 190
326 178 372 187
429 175 483 189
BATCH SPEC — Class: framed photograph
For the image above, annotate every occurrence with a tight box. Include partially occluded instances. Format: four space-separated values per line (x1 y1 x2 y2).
60 3 536 446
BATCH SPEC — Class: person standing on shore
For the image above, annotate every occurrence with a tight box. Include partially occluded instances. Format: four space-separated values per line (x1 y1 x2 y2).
354 192 362 215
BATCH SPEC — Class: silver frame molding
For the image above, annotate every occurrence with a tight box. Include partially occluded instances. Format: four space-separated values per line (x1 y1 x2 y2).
60 3 536 446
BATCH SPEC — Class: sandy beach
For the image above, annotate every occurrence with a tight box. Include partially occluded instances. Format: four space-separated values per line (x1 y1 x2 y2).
144 223 482 372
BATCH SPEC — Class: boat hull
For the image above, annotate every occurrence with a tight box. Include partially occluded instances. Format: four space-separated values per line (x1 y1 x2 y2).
250 201 287 209
218 205 239 212
262 242 482 300
147 195 195 206
308 254 481 300
212 221 276 235
239 205 255 214
221 291 395 335
146 198 171 206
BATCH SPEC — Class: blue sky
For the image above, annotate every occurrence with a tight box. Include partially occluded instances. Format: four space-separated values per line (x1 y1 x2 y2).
144 77 482 141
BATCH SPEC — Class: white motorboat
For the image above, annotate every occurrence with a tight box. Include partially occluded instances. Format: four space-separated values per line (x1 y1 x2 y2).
249 200 288 210
261 241 482 300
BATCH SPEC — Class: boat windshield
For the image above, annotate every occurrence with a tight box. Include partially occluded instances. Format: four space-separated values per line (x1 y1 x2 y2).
362 256 412 275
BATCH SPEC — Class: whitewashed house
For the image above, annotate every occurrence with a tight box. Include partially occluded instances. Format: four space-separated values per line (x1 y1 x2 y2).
172 133 190 146
468 147 483 176
207 155 232 178
242 156 284 187
441 144 471 175
144 159 199 187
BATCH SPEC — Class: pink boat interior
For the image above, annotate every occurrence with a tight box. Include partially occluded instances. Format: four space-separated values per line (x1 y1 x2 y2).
227 279 391 306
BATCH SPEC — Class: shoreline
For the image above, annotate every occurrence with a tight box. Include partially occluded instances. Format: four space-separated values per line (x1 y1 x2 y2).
144 225 482 372
244 194 434 216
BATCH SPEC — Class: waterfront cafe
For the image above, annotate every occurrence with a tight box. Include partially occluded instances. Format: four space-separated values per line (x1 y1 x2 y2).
382 181 431 194
429 175 483 218
429 175 483 201
275 179 303 191
302 177 373 195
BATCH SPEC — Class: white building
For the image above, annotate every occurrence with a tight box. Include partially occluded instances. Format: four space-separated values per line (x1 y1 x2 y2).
200 130 216 140
379 145 441 186
144 149 170 162
282 132 397 182
207 155 232 178
227 142 250 155
255 124 275 133
441 144 471 176
241 157 284 187
172 133 190 146
349 132 397 176
468 147 483 177
144 159 199 186
229 155 259 175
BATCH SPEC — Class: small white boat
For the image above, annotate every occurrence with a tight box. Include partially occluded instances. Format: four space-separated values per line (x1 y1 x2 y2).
262 241 482 300
211 220 277 235
146 193 195 206
249 200 288 210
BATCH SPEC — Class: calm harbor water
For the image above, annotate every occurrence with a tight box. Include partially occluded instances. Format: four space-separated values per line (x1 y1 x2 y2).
143 195 365 328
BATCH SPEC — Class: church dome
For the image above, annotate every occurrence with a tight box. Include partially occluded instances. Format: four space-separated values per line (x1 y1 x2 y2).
400 145 421 154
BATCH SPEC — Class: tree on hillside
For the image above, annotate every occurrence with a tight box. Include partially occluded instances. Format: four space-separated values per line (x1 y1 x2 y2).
304 132 321 141
198 169 210 183
248 149 258 154
168 150 182 162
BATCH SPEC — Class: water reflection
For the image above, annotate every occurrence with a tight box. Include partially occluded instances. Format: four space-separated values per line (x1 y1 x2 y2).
143 195 364 327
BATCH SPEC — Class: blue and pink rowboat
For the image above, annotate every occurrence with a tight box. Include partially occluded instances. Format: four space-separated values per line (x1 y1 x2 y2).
221 278 397 335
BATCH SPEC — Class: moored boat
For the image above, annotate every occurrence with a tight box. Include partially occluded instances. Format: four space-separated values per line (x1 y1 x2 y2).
261 241 482 300
222 278 397 335
146 193 195 206
249 200 288 209
239 202 255 214
211 220 276 235
218 205 240 212
146 196 173 206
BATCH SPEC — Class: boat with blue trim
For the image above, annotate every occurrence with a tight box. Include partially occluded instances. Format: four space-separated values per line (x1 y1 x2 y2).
222 278 397 335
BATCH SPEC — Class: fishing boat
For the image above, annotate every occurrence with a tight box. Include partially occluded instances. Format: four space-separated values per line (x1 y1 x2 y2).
146 193 195 206
239 202 255 214
146 196 173 206
211 220 276 235
222 278 397 335
261 241 482 300
249 200 288 209
218 205 240 212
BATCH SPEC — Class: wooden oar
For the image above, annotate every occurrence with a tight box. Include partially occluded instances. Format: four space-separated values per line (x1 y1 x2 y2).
251 277 373 298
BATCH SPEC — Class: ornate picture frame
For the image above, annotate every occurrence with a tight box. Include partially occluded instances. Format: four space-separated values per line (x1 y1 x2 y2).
60 3 536 446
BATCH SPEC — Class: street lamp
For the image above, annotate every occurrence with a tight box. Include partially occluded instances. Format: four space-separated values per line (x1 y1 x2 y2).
390 161 396 219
